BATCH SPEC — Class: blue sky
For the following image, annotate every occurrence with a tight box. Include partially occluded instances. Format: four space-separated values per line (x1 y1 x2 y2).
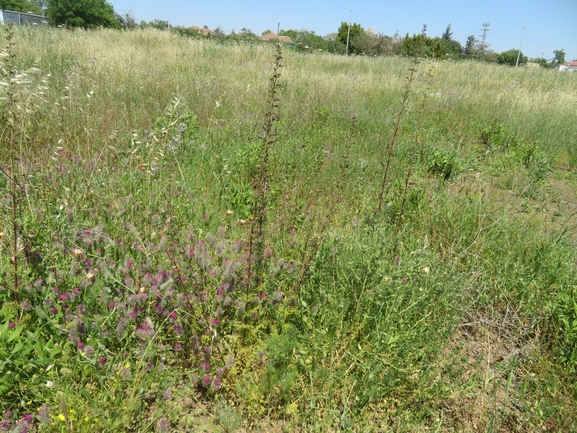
109 0 577 61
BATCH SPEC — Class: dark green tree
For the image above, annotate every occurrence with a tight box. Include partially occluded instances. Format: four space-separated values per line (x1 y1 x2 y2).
279 29 298 41
438 23 461 58
398 33 445 58
337 21 363 53
0 0 42 13
497 49 527 67
46 0 119 29
464 35 476 57
441 23 453 41
552 49 566 65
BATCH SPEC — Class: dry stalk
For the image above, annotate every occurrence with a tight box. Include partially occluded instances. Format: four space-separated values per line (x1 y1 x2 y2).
378 58 418 213
246 43 283 295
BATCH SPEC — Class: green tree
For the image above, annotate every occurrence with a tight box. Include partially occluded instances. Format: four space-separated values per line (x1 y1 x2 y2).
46 0 119 29
552 49 566 65
441 23 453 41
464 35 476 57
0 0 42 13
497 49 527 67
337 21 363 53
398 33 446 59
440 23 462 58
279 29 298 41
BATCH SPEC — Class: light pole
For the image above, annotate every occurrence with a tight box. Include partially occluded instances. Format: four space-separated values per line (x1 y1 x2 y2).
515 25 525 67
346 10 352 56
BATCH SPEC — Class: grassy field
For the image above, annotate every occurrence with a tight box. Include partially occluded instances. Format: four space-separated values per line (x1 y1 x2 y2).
1 26 577 432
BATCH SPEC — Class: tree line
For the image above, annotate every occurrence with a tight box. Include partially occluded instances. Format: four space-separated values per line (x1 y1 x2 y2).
1 0 570 67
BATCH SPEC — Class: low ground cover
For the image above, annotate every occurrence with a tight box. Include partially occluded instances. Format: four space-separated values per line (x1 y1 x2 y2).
1 27 576 432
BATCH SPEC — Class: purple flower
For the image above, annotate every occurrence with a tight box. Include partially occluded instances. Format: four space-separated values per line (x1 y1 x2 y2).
8 322 15 329
174 343 182 351
202 375 211 386
169 311 177 322
156 417 170 433
162 389 172 400
201 361 210 372
209 318 221 326
108 301 115 309
211 377 222 390
98 357 107 366
84 345 94 358
50 307 58 315
77 342 84 350
173 323 184 335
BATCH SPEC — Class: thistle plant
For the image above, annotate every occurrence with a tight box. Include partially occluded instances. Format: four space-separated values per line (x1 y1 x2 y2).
246 43 283 290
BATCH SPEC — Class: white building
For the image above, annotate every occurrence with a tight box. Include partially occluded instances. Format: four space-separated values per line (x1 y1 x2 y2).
559 61 577 72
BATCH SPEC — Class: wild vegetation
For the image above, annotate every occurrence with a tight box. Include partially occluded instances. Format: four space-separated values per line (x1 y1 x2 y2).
1 26 577 432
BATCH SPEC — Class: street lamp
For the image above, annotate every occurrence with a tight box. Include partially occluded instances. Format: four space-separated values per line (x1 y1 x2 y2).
515 25 525 67
346 10 352 56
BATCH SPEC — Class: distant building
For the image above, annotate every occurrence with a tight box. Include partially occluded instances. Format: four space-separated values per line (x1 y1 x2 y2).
559 61 577 72
260 33 293 43
188 25 216 36
0 9 47 26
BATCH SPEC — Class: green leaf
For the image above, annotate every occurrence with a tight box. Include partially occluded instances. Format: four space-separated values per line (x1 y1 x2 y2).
11 342 24 355
80 387 96 407
8 325 24 342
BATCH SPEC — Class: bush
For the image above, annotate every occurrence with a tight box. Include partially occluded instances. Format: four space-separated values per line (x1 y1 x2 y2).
498 49 528 67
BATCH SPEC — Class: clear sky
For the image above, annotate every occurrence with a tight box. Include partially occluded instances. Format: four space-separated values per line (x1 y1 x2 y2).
109 0 577 61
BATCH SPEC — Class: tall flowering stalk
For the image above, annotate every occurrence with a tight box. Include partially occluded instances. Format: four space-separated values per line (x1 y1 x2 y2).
378 59 418 213
1 25 19 303
246 43 283 292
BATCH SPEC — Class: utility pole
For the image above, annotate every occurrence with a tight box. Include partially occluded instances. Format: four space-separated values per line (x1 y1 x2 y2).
479 22 490 44
346 10 352 56
515 25 525 67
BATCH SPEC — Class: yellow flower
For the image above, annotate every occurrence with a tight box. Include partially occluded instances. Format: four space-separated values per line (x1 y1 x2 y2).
57 414 66 421
85 417 90 422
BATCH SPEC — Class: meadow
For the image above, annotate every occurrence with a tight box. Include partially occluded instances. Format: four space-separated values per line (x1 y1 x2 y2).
1 26 577 432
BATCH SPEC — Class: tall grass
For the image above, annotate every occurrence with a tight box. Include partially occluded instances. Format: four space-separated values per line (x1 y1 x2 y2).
1 26 576 432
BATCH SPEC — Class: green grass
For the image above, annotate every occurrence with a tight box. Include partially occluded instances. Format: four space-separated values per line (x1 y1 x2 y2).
1 26 577 432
